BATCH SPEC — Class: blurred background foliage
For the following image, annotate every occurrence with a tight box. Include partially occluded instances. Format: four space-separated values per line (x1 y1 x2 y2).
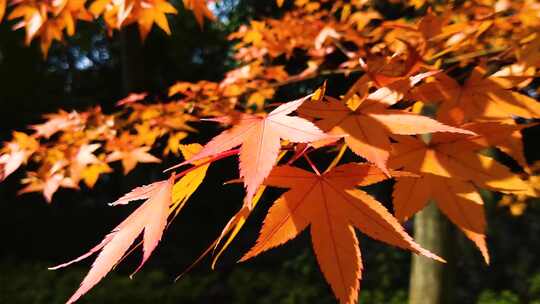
0 0 539 303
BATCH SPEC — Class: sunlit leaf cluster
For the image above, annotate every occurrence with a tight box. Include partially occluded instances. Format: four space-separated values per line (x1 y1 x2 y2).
0 0 214 55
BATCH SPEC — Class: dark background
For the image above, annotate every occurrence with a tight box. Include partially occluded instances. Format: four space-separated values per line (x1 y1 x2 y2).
0 1 539 303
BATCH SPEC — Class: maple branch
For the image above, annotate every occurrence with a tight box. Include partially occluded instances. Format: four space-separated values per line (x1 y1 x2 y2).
429 46 509 65
253 67 364 97
264 46 507 96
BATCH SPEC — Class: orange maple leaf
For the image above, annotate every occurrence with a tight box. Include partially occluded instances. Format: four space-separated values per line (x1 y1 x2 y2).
358 41 424 87
182 0 215 27
0 0 6 22
8 4 44 44
0 132 38 181
0 148 25 181
19 171 78 203
410 67 540 125
137 0 178 40
393 173 490 263
299 96 474 174
30 110 86 138
116 92 148 106
174 95 332 207
462 121 531 170
389 131 534 263
50 175 174 304
241 163 443 304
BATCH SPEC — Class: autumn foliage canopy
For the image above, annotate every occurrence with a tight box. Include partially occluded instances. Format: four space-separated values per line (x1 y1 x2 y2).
1 0 540 303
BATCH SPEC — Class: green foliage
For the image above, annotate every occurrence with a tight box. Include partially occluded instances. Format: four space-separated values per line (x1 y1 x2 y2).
477 290 520 304
528 273 540 303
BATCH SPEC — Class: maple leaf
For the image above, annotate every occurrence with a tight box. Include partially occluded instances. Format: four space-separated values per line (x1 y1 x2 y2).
19 171 78 203
50 175 174 304
134 123 162 146
137 0 178 40
2 0 92 55
358 41 424 87
182 0 215 27
116 92 148 106
52 145 209 303
462 121 531 170
80 162 112 188
174 95 332 207
490 63 536 89
416 9 445 40
38 22 63 57
8 4 44 45
0 149 25 182
106 146 161 174
74 143 100 166
0 0 6 22
410 67 540 125
164 132 189 155
68 143 102 185
390 133 534 196
0 132 38 181
389 132 535 263
30 110 85 138
174 151 288 275
241 163 443 304
518 34 540 68
88 0 132 28
393 174 489 263
299 96 474 174
364 71 440 106
169 144 210 215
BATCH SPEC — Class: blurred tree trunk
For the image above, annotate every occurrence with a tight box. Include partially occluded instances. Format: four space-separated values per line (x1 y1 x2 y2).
409 202 455 304
120 25 146 94
118 25 149 190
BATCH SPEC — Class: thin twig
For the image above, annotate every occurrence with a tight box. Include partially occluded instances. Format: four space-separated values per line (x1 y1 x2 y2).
324 143 347 174
304 154 321 176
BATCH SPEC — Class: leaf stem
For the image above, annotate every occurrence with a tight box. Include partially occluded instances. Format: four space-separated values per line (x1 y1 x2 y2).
304 153 321 176
427 46 508 65
324 143 347 174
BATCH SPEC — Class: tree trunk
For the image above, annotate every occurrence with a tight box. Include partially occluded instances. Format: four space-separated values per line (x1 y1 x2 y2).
408 202 455 304
120 25 146 94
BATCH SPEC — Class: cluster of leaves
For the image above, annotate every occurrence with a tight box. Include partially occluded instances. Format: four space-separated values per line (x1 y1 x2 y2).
0 94 232 202
1 0 540 303
0 0 215 55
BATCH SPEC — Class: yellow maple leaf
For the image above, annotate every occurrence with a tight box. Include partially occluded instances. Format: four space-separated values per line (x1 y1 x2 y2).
81 162 113 188
170 144 209 215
